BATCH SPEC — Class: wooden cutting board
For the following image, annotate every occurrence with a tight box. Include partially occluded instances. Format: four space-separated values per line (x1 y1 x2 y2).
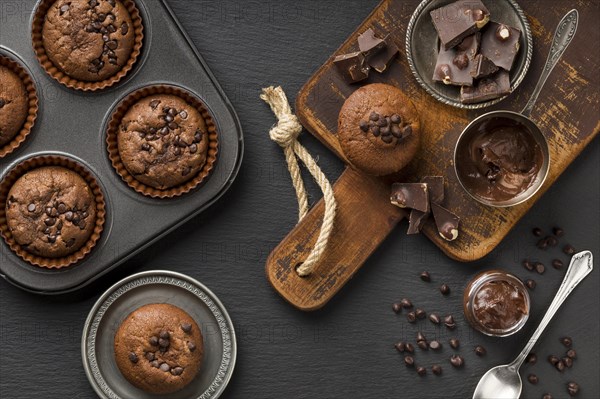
266 0 600 311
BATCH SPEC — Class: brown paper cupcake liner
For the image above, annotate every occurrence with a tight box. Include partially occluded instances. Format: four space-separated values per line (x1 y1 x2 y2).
31 0 144 92
0 155 106 269
0 55 38 158
106 85 219 199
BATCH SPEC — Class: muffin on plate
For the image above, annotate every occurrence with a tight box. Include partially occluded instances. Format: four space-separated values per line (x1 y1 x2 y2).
114 303 204 395
0 63 29 148
338 83 421 176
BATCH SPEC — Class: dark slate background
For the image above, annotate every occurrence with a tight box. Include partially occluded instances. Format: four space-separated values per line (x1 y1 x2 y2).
1 1 599 398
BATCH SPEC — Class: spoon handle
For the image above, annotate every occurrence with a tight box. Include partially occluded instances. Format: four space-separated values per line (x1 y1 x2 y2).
521 9 578 117
511 251 593 370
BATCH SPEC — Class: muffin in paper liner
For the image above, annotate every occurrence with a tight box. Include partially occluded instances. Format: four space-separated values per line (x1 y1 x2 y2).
0 155 106 269
0 55 39 157
31 0 144 92
106 85 219 199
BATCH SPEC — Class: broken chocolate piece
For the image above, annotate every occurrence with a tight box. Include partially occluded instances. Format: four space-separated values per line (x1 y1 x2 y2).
358 28 386 56
460 70 511 104
470 54 499 79
391 183 430 213
334 52 370 84
421 176 445 204
431 203 460 241
480 21 521 71
430 0 490 50
407 209 429 235
433 33 480 86
368 35 399 73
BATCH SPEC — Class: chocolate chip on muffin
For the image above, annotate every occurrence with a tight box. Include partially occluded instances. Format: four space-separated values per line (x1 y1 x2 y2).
0 63 29 147
41 0 136 82
117 94 209 190
5 166 97 258
338 83 421 176
114 303 204 395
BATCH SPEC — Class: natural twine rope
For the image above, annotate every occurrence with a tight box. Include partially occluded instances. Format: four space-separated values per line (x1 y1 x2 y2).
260 86 337 277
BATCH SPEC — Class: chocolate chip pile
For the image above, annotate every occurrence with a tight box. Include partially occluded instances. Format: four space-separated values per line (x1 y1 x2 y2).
129 322 197 377
28 201 91 245
359 111 412 144
139 101 203 177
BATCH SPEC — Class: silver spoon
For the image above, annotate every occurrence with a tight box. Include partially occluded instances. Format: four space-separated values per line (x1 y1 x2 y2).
472 250 593 399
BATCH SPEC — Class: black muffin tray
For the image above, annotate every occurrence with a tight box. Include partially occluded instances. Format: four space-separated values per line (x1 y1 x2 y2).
0 0 243 294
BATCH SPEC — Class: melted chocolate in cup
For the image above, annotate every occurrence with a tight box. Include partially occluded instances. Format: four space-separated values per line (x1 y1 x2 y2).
455 111 549 207
463 270 530 337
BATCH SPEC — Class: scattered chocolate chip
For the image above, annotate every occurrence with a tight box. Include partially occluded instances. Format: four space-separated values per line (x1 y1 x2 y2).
187 341 196 352
563 245 576 255
159 363 170 372
555 360 566 372
548 355 560 365
418 340 428 350
416 332 426 342
526 279 536 290
449 338 460 349
561 337 573 347
404 356 414 367
181 323 192 333
415 308 426 319
553 227 564 237
450 355 464 368
129 352 138 363
432 364 442 375
444 315 456 330
532 227 543 237
546 236 558 247
407 312 417 323
567 382 579 396
526 353 537 364
429 313 441 325
417 366 427 376
392 303 402 313
535 262 545 274
523 259 534 271
27 203 36 212
439 284 450 295
171 366 184 376
405 343 415 353
567 349 577 359
528 374 539 384
475 345 487 356
395 342 406 353
563 357 573 368
537 238 549 249
552 259 564 269
542 394 553 399
429 340 442 350
420 271 431 282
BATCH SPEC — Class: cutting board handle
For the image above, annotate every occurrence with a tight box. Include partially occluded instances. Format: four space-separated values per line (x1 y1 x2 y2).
265 167 407 311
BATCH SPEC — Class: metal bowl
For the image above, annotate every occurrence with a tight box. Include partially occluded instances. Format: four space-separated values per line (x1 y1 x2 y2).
82 270 237 399
454 111 550 207
405 0 533 109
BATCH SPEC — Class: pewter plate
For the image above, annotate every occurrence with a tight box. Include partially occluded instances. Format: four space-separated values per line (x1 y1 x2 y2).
82 271 236 399
405 0 533 109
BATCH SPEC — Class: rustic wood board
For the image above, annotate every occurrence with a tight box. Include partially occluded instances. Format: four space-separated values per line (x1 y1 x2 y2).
266 0 599 310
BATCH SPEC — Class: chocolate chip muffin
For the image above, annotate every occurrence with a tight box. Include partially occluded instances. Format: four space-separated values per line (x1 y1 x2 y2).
5 166 97 258
0 63 29 147
338 83 421 176
117 94 209 190
42 0 136 82
114 303 204 395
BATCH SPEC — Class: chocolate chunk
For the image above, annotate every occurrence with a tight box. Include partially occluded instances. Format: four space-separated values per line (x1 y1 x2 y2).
470 54 499 79
391 183 430 212
422 176 445 204
450 355 464 368
159 363 170 372
453 53 469 70
395 342 406 352
187 341 196 352
429 340 442 350
407 209 429 235
525 353 537 364
420 271 431 282
433 37 479 86
553 227 564 237
392 303 402 313
561 336 573 347
439 284 450 295
532 227 543 237
401 298 413 308
480 21 521 71
367 35 399 73
535 262 545 274
563 245 576 255
449 338 460 349
333 52 369 84
430 0 490 50
415 308 426 319
171 366 184 376
358 28 386 55
432 365 442 375
429 313 441 324
523 259 534 271
525 279 536 290
431 203 460 241
552 259 564 269
528 374 539 384
567 382 579 396
417 366 427 376
567 349 577 359
129 352 138 363
461 70 511 103
407 312 417 323
181 323 192 333
404 356 415 367
475 345 486 356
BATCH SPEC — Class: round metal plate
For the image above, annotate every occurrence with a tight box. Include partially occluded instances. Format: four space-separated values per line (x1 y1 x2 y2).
405 0 533 109
82 271 236 399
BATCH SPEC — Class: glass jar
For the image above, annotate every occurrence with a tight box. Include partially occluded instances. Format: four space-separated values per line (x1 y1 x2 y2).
463 270 530 337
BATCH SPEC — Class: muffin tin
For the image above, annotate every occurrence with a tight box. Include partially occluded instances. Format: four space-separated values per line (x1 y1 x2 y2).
0 0 243 294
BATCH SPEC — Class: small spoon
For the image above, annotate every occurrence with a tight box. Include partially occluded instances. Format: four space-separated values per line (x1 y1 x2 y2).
472 251 593 399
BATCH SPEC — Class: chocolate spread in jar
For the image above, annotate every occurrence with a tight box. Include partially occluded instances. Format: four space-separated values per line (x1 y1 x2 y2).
473 279 528 331
456 116 544 202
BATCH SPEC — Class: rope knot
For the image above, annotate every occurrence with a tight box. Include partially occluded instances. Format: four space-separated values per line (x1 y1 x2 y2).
269 114 302 148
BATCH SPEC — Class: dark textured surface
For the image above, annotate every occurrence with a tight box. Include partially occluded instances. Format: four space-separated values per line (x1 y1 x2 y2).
1 0 599 398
